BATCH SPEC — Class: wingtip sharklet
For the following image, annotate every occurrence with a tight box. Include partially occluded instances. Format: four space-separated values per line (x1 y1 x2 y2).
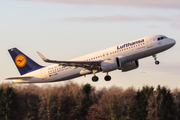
37 51 49 61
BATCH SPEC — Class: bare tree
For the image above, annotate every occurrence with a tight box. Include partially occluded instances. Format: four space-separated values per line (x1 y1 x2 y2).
87 86 137 120
38 84 57 120
16 84 40 120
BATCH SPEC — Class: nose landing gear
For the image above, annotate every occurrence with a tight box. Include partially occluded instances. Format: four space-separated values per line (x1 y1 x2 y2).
152 55 160 65
155 61 160 65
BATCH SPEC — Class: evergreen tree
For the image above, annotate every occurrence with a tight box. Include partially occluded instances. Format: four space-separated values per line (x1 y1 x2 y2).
81 83 92 101
172 88 180 120
0 87 18 120
146 85 174 120
136 86 154 120
0 87 4 119
81 83 93 120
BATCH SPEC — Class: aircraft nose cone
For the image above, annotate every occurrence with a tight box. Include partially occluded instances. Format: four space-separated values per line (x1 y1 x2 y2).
168 38 176 47
171 39 176 46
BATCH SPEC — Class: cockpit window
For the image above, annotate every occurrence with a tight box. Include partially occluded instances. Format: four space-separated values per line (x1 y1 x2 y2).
157 36 167 41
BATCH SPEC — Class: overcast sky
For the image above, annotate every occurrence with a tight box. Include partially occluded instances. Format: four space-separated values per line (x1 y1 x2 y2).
0 0 180 89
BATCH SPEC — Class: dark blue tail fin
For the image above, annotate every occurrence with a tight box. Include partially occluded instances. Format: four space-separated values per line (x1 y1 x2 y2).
8 48 43 75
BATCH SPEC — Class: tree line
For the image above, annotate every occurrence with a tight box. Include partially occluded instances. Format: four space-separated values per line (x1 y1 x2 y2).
0 82 179 120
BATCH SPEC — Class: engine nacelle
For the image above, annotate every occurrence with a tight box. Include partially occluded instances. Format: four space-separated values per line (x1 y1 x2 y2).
121 60 139 72
101 58 119 72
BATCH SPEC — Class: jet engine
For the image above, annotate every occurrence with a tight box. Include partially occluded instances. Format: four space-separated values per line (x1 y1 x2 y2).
100 58 119 72
121 60 139 72
101 56 139 72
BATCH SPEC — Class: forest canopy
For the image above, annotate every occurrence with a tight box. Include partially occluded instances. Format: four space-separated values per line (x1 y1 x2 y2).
0 82 179 120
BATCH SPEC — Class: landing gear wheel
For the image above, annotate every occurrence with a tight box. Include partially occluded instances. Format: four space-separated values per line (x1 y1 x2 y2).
92 76 99 82
104 75 111 81
155 61 160 65
152 55 160 65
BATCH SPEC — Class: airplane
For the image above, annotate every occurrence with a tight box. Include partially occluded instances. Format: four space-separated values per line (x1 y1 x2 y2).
6 35 176 83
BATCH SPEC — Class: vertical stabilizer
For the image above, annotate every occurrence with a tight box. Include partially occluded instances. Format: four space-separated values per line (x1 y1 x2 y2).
8 48 43 75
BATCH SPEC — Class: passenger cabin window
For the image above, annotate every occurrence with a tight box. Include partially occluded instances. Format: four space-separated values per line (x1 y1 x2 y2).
158 36 167 41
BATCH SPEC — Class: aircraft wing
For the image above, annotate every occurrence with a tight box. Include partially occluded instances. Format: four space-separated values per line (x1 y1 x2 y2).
37 52 102 68
6 76 32 80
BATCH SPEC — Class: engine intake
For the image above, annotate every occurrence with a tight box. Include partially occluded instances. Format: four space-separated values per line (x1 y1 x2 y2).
101 58 119 72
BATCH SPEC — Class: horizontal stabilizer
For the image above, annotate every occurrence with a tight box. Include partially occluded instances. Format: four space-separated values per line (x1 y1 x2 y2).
5 76 32 80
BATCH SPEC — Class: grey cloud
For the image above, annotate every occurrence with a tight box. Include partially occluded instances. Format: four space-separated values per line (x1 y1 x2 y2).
25 0 180 9
63 15 172 22
171 22 180 30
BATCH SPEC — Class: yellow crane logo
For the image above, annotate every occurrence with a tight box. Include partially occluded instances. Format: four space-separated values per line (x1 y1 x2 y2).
15 54 27 67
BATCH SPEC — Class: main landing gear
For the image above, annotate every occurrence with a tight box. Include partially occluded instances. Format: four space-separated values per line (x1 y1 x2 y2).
92 70 98 82
92 75 98 82
152 54 160 65
91 71 111 82
104 72 111 81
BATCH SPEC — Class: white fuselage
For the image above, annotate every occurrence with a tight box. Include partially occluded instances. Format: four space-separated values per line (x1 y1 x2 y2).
13 35 176 83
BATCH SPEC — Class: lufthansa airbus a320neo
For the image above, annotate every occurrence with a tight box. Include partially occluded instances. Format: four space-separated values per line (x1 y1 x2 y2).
6 35 176 83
